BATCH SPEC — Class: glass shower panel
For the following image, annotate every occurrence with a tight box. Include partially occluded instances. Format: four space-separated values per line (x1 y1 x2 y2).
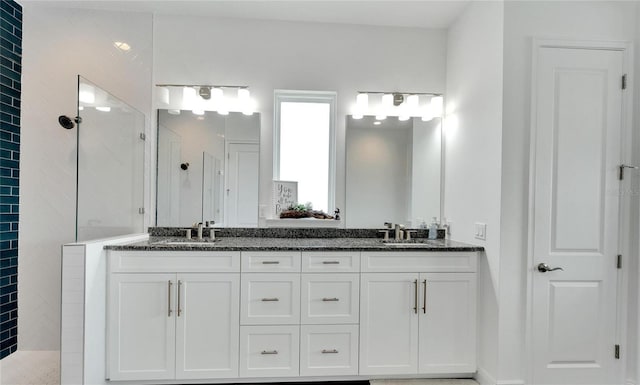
76 76 145 241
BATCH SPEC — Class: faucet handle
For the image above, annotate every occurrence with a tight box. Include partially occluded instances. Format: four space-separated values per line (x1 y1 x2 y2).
405 230 418 241
378 229 390 241
185 228 192 240
210 228 219 241
384 222 393 229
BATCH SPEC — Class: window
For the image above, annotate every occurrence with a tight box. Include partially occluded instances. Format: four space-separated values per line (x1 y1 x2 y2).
274 90 336 214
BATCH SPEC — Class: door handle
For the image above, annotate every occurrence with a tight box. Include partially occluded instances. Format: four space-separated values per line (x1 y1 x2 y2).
413 279 418 314
537 263 564 273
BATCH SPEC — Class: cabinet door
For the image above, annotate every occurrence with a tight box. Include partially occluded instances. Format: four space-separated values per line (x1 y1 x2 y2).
359 273 419 375
418 273 476 374
175 273 240 379
108 274 176 381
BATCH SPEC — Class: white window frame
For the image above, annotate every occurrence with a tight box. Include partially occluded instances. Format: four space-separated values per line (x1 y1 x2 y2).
273 90 337 213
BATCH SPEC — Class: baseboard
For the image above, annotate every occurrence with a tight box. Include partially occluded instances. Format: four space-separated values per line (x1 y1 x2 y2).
474 367 496 385
496 380 525 385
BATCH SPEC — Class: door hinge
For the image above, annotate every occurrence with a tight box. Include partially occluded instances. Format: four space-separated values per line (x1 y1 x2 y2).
139 132 146 141
617 254 622 269
138 207 145 214
615 344 620 359
622 74 627 90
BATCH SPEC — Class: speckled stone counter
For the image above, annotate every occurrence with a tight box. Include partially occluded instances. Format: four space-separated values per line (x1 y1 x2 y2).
105 236 484 252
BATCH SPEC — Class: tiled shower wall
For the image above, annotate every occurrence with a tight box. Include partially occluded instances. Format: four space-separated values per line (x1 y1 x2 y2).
0 0 21 359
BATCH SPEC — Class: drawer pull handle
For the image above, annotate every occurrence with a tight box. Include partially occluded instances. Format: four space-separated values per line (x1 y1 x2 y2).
261 350 278 355
262 261 280 265
322 261 340 265
322 349 339 354
261 298 279 302
322 297 339 302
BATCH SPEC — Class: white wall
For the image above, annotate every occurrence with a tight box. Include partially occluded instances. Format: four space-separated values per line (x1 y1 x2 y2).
444 2 504 382
19 5 152 350
501 1 636 383
153 16 447 225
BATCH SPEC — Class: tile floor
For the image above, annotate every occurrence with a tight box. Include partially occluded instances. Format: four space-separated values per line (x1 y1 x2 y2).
0 350 60 385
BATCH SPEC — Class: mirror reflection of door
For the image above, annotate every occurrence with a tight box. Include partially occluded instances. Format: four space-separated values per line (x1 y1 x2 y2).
156 110 260 227
225 142 259 227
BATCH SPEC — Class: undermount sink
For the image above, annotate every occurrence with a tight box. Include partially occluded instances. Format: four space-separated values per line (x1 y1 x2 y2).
154 239 219 246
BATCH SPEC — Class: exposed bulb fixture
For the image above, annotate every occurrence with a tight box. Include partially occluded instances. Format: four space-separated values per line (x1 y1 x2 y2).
183 87 197 107
431 96 444 117
218 109 229 116
237 88 250 102
398 115 410 121
421 103 434 122
382 93 393 107
356 93 368 110
159 87 170 105
406 94 419 108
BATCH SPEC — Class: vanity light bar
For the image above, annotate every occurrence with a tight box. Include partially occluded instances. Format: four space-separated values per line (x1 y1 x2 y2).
156 84 249 89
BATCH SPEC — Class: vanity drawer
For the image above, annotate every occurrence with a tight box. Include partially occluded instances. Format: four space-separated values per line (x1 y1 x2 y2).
241 251 301 272
361 251 478 273
241 274 300 325
302 251 360 273
108 250 240 273
239 325 300 378
301 274 359 324
300 324 358 376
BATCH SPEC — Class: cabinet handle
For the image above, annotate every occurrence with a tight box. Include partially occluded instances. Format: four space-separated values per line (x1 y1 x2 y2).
262 261 280 265
322 349 339 354
261 298 279 302
322 297 339 302
261 350 278 355
322 261 340 265
167 280 173 317
413 279 418 314
177 280 182 317
422 280 427 314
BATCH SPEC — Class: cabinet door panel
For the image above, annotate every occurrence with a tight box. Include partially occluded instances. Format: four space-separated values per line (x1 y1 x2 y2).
359 273 419 375
108 274 176 381
418 273 476 374
176 273 240 379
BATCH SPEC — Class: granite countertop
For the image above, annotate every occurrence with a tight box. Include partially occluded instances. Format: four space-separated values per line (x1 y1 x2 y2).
105 236 484 252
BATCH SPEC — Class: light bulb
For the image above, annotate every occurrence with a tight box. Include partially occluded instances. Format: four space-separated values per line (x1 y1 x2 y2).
192 109 205 116
382 93 393 107
238 88 250 101
373 121 382 125
398 115 410 121
356 93 368 110
421 103 434 122
375 114 386 121
183 87 197 108
159 87 170 105
218 108 229 116
431 96 444 117
407 94 419 108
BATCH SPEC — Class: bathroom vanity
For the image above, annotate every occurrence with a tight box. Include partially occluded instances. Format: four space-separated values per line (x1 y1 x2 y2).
79 230 483 384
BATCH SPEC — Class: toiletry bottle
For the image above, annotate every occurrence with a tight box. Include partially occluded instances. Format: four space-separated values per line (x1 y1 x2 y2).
428 217 439 239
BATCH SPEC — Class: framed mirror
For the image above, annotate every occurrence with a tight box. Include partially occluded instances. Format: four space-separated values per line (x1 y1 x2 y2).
345 115 442 228
156 110 260 227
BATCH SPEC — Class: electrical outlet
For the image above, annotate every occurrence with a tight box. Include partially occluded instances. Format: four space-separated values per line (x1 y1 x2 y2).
474 222 486 240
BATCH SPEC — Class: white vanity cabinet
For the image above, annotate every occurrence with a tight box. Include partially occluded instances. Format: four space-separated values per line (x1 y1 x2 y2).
105 248 478 383
359 252 477 376
107 251 240 381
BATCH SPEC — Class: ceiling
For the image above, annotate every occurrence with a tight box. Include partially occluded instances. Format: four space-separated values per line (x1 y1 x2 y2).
20 0 472 29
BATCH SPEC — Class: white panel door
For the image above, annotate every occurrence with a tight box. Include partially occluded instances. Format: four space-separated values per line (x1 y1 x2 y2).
226 142 259 227
418 273 476 374
531 46 623 385
108 274 176 381
175 273 240 379
359 273 419 375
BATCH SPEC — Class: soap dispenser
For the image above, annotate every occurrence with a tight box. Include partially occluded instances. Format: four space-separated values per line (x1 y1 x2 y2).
428 217 439 239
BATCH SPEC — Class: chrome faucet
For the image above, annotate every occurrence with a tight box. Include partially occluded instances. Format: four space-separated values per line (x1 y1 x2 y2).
395 224 405 241
197 223 204 240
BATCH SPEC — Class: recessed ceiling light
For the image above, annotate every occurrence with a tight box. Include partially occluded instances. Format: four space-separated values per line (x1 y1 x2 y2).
113 41 131 51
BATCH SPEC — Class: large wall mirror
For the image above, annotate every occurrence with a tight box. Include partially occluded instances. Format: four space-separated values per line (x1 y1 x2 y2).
346 115 441 228
156 110 260 227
